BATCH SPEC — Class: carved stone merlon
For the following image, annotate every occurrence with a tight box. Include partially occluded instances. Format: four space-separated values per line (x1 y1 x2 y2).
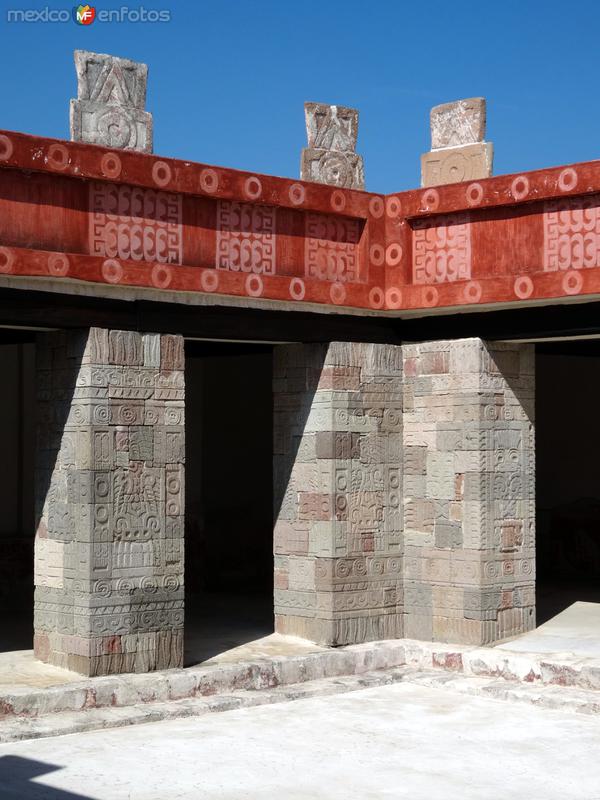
300 102 365 190
70 50 153 153
421 97 493 187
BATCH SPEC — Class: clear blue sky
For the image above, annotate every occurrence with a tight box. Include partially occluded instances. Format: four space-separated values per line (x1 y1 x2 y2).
1 0 598 194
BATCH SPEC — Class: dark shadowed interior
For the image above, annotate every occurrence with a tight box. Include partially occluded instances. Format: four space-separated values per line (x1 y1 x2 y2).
184 342 274 665
536 341 600 624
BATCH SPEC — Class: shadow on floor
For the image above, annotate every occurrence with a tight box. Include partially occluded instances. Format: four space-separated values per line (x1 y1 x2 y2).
0 756 93 799
184 590 274 666
536 581 600 626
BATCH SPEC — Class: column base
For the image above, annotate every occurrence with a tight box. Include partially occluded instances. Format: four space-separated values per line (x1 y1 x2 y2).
34 630 183 677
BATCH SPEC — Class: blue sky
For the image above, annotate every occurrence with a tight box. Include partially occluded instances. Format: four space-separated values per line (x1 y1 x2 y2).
0 0 597 194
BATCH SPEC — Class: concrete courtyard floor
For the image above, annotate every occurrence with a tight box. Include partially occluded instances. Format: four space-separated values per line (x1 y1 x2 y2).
0 681 599 799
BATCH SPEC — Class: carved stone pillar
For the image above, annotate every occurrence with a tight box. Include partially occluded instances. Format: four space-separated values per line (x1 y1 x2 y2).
300 103 365 189
273 342 403 645
421 98 493 186
34 328 184 675
402 338 535 644
70 50 153 152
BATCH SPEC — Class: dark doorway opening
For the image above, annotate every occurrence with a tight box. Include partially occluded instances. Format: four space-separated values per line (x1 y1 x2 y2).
184 342 274 665
536 341 600 624
0 334 36 655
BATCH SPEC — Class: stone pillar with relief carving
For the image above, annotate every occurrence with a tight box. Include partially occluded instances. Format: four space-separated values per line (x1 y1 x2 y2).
402 338 535 645
421 98 493 187
273 342 403 646
34 328 184 676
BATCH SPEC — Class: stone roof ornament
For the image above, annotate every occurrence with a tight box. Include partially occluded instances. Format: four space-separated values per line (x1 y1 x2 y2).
70 50 153 153
421 97 493 186
300 102 365 190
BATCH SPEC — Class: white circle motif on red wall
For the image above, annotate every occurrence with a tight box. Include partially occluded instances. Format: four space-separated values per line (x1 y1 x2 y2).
466 182 484 207
330 190 346 212
152 161 172 187
47 144 69 171
101 152 122 180
369 196 385 218
200 270 219 292
200 168 219 194
510 175 530 201
289 277 305 300
48 254 70 277
563 270 583 295
330 282 346 305
244 177 262 200
369 287 385 309
102 259 123 284
0 247 14 274
558 168 578 192
0 135 13 161
514 276 534 299
369 244 385 267
386 287 403 309
152 264 172 289
289 183 306 206
246 274 263 297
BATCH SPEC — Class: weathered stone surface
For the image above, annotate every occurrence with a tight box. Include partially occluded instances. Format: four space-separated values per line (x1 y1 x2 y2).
430 97 486 149
273 342 402 645
70 50 153 153
402 338 535 646
421 142 493 186
421 97 493 187
300 103 365 190
301 149 364 189
34 328 184 676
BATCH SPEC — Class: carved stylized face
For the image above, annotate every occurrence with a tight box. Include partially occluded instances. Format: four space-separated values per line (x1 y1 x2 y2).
305 103 359 153
430 98 486 149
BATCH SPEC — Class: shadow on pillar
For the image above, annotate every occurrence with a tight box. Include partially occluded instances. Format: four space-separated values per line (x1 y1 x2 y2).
273 342 404 646
0 756 94 799
33 330 84 666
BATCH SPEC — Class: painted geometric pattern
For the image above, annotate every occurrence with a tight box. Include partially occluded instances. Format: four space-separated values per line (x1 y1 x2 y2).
89 182 182 264
412 212 471 284
216 201 276 274
305 213 362 283
544 195 600 271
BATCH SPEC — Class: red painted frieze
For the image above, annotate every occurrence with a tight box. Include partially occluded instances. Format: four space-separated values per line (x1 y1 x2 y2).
3 128 600 314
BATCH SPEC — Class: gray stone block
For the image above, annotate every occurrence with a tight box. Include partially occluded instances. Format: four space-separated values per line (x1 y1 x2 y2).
70 50 153 153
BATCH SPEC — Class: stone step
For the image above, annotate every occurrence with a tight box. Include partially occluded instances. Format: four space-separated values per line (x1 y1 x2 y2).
3 665 600 743
2 638 600 741
0 668 411 742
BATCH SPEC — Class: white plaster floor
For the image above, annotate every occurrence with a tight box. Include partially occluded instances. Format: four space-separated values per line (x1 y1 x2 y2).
0 682 599 799
497 601 600 657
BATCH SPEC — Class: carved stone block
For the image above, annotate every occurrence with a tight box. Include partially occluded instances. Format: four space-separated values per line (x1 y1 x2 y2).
70 50 153 153
301 148 364 190
300 102 365 190
421 142 493 187
430 97 486 149
305 103 358 152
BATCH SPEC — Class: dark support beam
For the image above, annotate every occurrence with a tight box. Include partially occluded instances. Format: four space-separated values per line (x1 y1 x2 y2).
397 301 600 343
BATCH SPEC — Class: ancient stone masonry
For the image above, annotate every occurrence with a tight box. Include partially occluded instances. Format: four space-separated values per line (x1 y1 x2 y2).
402 338 535 645
273 342 402 645
34 328 184 675
300 103 365 189
70 50 153 152
421 98 493 187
